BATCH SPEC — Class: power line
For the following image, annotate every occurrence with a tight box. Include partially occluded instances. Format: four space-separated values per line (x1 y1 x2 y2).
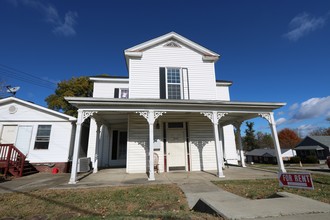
0 64 57 90
0 70 54 90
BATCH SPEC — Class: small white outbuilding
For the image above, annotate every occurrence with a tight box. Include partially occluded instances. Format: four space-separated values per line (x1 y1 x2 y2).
0 97 76 173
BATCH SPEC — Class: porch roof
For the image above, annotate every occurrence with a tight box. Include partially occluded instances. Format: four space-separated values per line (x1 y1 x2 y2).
65 97 285 125
295 145 324 151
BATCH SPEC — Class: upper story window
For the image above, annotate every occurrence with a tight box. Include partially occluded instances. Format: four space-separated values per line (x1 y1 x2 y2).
166 68 181 99
114 88 129 99
160 67 189 100
34 125 51 150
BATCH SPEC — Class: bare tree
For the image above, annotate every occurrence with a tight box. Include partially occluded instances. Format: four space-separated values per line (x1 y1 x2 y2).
309 127 330 136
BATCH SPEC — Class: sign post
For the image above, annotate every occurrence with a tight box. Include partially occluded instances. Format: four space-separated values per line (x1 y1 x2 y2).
278 172 314 190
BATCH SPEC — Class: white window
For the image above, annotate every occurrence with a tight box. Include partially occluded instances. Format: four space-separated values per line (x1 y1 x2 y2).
166 68 182 99
114 88 129 98
120 88 129 99
34 125 51 149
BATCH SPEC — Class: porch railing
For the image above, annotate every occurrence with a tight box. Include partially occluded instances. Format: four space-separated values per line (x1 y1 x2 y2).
0 144 26 177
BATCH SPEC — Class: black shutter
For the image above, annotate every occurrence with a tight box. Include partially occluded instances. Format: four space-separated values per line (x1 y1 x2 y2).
159 67 166 99
114 88 119 98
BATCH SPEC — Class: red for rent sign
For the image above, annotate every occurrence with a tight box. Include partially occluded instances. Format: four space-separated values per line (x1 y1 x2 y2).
278 172 314 190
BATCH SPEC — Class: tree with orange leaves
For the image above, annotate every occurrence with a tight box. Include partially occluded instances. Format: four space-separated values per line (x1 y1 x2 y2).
278 128 301 149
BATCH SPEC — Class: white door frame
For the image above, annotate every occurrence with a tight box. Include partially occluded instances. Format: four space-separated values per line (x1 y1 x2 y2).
165 122 188 172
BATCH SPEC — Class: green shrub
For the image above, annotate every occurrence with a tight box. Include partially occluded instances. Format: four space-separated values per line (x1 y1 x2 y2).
303 155 319 163
290 156 301 163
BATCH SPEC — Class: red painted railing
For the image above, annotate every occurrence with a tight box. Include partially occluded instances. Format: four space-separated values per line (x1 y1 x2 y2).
0 144 26 177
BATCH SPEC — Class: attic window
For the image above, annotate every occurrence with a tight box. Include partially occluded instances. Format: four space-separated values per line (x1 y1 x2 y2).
164 41 181 48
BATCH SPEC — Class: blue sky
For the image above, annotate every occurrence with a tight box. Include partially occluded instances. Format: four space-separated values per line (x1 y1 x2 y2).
1 0 329 136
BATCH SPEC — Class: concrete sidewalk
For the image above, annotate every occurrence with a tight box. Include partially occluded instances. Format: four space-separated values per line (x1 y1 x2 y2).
1 167 330 219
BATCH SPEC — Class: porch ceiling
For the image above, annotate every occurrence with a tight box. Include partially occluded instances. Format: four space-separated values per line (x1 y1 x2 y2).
66 97 285 125
94 112 129 124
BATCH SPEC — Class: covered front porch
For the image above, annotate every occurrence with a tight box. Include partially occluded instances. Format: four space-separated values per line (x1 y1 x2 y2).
65 98 287 184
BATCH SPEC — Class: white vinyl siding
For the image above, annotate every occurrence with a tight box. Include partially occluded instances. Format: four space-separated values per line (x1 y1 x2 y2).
93 81 129 98
125 112 238 173
129 42 217 100
189 121 217 171
216 85 231 101
127 113 149 173
0 101 75 163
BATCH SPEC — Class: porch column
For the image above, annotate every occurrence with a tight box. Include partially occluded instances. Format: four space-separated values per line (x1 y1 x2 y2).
93 121 101 173
69 110 97 184
202 111 227 178
259 113 286 173
219 125 226 165
137 111 165 181
233 122 246 167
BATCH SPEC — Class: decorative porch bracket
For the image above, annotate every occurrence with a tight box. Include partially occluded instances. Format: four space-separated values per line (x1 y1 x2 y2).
201 111 228 177
233 121 246 168
69 110 98 184
259 113 286 173
137 110 165 181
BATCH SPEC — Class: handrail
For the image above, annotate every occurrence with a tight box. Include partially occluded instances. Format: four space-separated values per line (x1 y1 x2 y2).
0 144 26 177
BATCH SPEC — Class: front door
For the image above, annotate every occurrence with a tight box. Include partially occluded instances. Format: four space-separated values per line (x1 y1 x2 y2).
15 126 33 155
108 130 127 168
167 127 186 171
0 125 18 144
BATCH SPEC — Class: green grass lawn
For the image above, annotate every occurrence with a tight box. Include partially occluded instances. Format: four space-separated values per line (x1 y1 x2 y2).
213 174 330 204
0 184 221 219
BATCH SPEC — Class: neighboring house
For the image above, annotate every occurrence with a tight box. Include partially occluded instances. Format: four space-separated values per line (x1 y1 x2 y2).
0 97 76 173
246 148 296 164
66 32 287 184
295 136 330 162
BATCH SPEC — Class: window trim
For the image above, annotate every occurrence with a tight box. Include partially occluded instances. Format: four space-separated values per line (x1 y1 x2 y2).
34 125 52 150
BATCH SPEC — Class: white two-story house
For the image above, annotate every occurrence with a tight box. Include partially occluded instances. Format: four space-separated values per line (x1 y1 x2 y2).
66 32 287 184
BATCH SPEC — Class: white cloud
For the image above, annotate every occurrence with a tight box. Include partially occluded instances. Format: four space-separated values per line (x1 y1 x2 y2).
275 117 286 125
277 111 285 116
53 11 78 37
297 124 318 137
292 96 330 120
289 103 299 111
8 0 78 37
283 12 327 41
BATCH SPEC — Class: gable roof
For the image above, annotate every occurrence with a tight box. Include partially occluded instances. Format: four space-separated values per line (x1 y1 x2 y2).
295 145 324 150
309 136 330 147
296 136 330 149
0 97 76 121
246 148 292 157
124 32 220 63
